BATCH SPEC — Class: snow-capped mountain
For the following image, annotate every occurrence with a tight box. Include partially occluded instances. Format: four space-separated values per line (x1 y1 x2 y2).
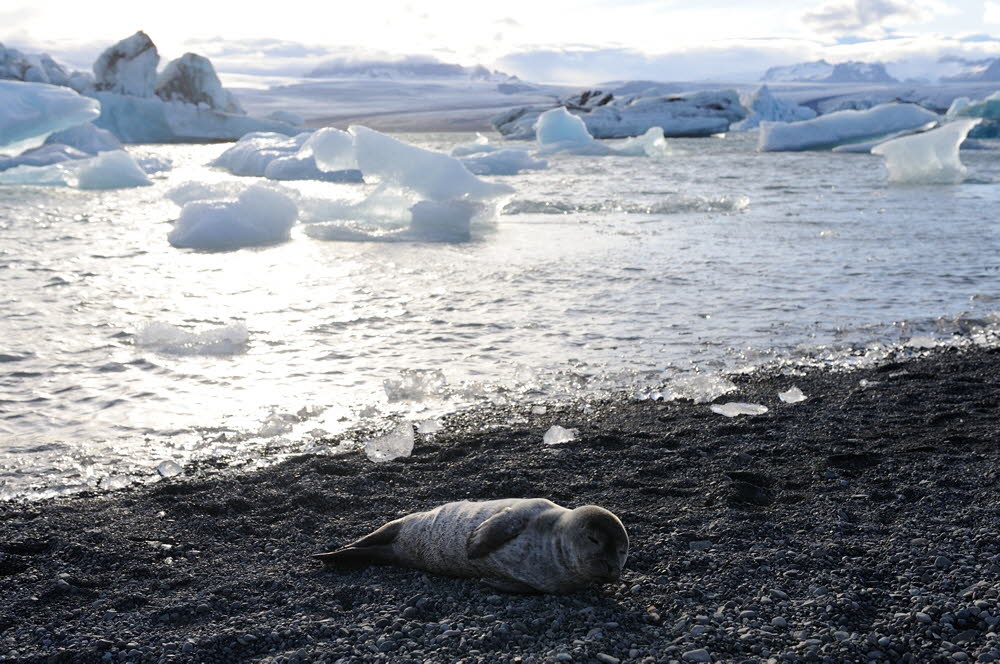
762 60 897 84
942 57 1000 82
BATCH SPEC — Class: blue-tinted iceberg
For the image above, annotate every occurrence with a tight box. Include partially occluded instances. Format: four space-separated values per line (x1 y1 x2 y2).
732 85 816 131
0 149 151 188
759 103 940 151
535 108 669 157
304 125 514 243
953 90 1000 139
212 131 361 182
0 80 100 154
44 122 122 154
168 184 298 250
459 149 547 175
871 119 981 184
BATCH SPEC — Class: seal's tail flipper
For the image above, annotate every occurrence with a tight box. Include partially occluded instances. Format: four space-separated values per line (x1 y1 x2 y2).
313 519 403 569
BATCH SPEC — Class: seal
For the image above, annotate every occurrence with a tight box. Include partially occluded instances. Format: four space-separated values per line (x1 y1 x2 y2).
313 498 629 593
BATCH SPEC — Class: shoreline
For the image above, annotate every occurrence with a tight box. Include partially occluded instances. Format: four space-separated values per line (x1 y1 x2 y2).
2 345 999 663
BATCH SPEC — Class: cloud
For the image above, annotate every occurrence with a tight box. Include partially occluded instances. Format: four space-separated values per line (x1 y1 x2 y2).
987 1 1000 24
802 0 942 38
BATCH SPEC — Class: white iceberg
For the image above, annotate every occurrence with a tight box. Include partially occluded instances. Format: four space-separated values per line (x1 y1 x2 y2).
952 90 1000 138
495 88 745 139
0 149 151 189
872 118 981 185
155 52 243 114
759 103 940 152
300 127 359 172
0 144 89 172
94 30 158 97
75 150 151 189
778 386 807 404
213 131 361 182
710 402 768 417
0 80 100 154
365 422 415 463
830 123 937 154
536 107 611 155
459 149 547 175
44 122 122 154
167 184 298 250
732 85 816 131
609 127 670 158
450 133 497 157
543 425 579 445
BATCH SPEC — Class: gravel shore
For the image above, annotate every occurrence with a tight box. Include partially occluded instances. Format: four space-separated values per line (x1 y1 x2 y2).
1 346 999 664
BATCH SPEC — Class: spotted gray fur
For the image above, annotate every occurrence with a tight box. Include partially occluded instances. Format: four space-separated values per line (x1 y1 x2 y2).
314 498 629 593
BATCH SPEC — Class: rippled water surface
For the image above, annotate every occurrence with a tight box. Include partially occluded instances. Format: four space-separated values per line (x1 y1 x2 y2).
2 132 999 497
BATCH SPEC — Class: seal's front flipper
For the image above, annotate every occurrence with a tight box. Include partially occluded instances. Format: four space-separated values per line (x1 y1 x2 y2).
466 507 529 558
313 520 403 569
483 578 538 593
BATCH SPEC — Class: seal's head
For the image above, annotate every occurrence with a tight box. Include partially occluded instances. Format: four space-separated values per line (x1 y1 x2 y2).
561 505 629 584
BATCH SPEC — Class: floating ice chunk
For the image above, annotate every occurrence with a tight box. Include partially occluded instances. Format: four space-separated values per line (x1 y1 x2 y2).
213 131 310 176
408 199 479 242
0 144 89 172
543 425 579 445
135 154 172 174
459 149 547 175
263 154 362 182
365 422 415 463
946 97 971 117
137 321 249 355
450 133 496 157
710 402 768 417
267 110 304 126
257 411 297 438
351 125 513 201
872 119 981 184
666 374 737 404
75 150 151 189
168 184 298 250
166 180 245 206
759 103 940 152
536 107 611 155
0 80 101 154
384 369 447 402
300 127 359 172
610 127 670 158
44 122 123 154
830 123 937 153
904 336 938 349
0 149 151 189
778 386 807 403
156 460 183 478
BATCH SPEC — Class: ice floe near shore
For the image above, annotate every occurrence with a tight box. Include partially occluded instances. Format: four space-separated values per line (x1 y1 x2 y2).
0 148 151 188
872 118 981 184
534 107 670 157
732 85 816 131
493 88 746 140
759 103 940 151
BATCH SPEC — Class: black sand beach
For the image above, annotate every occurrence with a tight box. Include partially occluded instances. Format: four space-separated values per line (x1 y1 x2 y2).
1 345 999 663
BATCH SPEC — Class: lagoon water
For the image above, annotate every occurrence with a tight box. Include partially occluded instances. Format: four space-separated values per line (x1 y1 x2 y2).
1 131 998 498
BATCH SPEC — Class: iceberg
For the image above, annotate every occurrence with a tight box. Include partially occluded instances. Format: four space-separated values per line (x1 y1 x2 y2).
0 149 151 189
154 53 243 113
212 131 361 182
300 127 359 172
0 144 89 172
44 122 122 154
494 89 745 139
953 90 1000 139
168 184 298 250
871 119 981 185
759 103 940 151
450 133 497 157
830 124 937 153
459 149 547 175
0 80 100 154
364 422 415 463
732 85 816 131
93 30 159 97
534 108 669 157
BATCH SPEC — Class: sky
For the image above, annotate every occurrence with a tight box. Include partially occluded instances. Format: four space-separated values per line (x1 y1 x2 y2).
1 0 999 83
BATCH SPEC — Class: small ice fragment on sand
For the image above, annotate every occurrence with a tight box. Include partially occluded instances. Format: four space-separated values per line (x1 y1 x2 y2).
257 411 296 438
365 422 415 463
778 386 807 404
710 402 768 417
156 460 183 478
531 405 548 415
543 425 578 445
666 374 737 404
905 336 938 349
416 419 442 434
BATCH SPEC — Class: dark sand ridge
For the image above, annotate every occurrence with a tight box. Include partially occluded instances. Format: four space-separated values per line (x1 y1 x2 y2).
1 345 999 663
